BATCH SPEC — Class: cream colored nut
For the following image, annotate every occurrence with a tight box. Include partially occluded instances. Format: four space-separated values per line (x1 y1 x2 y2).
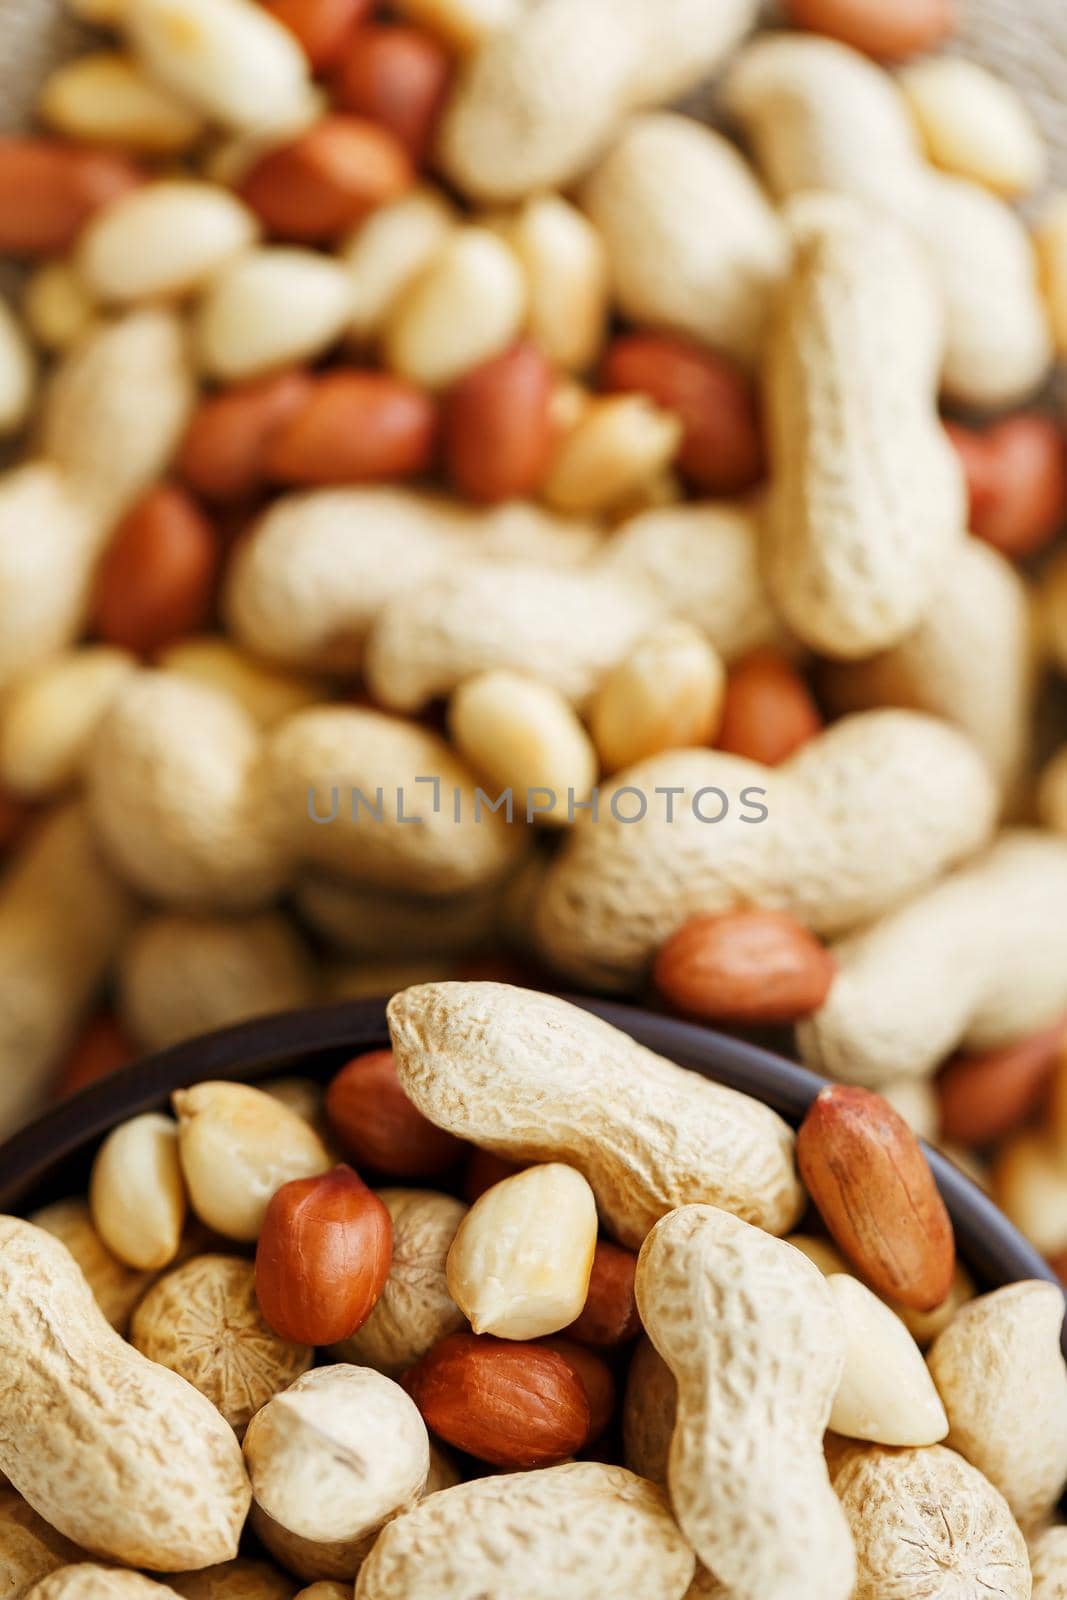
927 1281 1067 1529
159 639 329 729
447 1163 597 1339
38 52 205 154
900 57 1046 199
89 1113 187 1273
636 1205 855 1600
123 0 316 135
622 1336 676 1489
25 1571 183 1599
1030 1525 1067 1600
78 183 258 305
579 113 787 369
392 0 523 51
498 194 609 372
822 537 1034 798
22 263 96 353
88 673 287 911
448 670 597 828
244 1366 429 1555
765 195 964 659
833 1442 1030 1599
333 1189 467 1377
0 296 35 437
827 1274 948 1446
385 228 526 390
341 188 457 345
1036 195 1067 359
0 646 136 799
355 1462 696 1600
543 394 682 518
992 1132 1067 1257
591 621 725 773
119 911 317 1053
0 1218 251 1570
390 984 804 1248
0 1485 85 1599
0 805 135 1140
223 486 600 675
131 1255 311 1435
0 465 107 695
168 1560 297 1600
799 832 1067 1089
877 1075 939 1141
194 249 354 381
173 1081 331 1242
30 1199 153 1334
437 0 757 202
724 34 1053 411
42 308 196 529
534 711 996 992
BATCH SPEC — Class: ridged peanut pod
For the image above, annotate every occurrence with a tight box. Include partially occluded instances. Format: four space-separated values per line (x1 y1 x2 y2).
224 490 600 674
832 1443 1031 1599
119 911 318 1052
821 538 1034 800
635 1206 855 1600
578 113 787 368
437 0 758 202
798 831 1067 1087
0 465 105 692
25 1571 183 1600
354 1462 696 1600
388 982 804 1245
534 710 996 991
927 1282 1067 1531
0 1486 85 1599
725 34 1052 410
366 503 777 711
88 672 526 908
41 308 196 530
0 1219 251 1570
763 196 965 658
1030 1525 1067 1599
0 804 135 1138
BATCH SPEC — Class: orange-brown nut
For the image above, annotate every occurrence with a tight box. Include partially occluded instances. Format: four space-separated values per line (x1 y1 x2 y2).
797 1085 956 1312
239 116 413 242
262 371 438 485
255 1165 393 1346
332 25 453 164
442 342 556 505
782 0 955 59
325 1050 466 1179
0 137 142 257
938 1019 1067 1147
91 485 219 655
654 910 836 1026
178 372 315 504
262 0 372 71
565 1239 641 1348
717 650 823 766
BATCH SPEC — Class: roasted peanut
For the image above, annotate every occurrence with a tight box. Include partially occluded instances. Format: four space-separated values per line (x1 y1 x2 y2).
325 1050 465 1179
654 910 835 1026
91 487 219 655
442 343 556 505
716 650 823 766
332 27 452 164
89 1112 187 1273
0 138 142 258
239 117 413 243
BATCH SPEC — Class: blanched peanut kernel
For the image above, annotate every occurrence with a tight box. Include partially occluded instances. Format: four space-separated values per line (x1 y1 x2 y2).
89 1112 187 1272
591 621 726 773
449 670 597 828
446 1162 599 1339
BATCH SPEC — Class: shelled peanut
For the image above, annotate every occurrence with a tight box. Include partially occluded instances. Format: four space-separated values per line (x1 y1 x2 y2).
1 981 1065 1597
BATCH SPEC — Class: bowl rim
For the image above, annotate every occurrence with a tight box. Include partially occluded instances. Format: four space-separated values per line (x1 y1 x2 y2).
0 993 1060 1313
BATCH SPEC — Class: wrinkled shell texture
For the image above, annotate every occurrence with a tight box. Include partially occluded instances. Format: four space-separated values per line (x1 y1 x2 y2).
834 1443 1031 1599
533 711 995 989
388 984 803 1244
636 1206 854 1600
354 1462 696 1600
0 1220 250 1571
29 1199 152 1332
332 1189 467 1376
766 198 964 659
130 1255 312 1434
800 832 1067 1086
927 1281 1067 1529
622 1336 677 1488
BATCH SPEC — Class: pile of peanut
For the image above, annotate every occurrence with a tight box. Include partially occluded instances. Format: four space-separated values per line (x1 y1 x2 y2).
3 0 1067 1346
4 979 1067 1599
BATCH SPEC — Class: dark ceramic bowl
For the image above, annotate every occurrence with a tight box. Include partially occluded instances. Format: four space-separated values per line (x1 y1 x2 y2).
0 996 1061 1336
